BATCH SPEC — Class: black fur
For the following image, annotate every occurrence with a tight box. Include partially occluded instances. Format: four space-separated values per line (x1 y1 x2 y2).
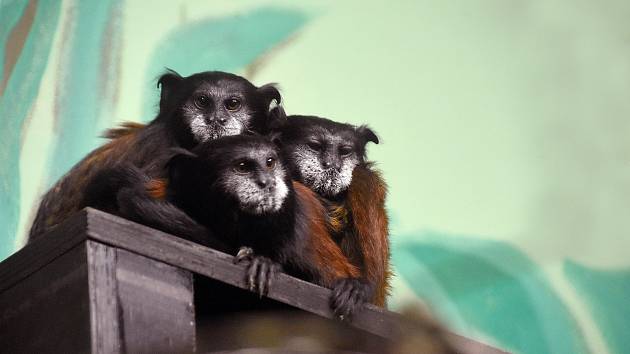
165 135 326 285
330 278 374 319
272 115 381 318
85 135 329 297
153 70 285 149
272 115 377 200
273 115 377 167
83 162 228 251
29 69 284 241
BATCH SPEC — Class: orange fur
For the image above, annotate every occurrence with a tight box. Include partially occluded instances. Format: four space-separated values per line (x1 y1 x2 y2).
293 182 361 286
347 163 391 307
328 203 349 234
145 178 168 200
102 121 146 139
32 123 146 237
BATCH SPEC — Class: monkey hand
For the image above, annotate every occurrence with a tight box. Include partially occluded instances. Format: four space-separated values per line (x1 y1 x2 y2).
234 246 255 264
234 247 281 297
330 278 374 321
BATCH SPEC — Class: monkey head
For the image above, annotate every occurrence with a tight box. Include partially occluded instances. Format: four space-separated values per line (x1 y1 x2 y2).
156 70 284 148
168 135 291 216
274 115 379 198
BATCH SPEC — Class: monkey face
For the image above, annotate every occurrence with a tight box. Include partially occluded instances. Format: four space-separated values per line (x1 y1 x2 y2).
217 143 289 215
291 132 360 198
275 116 378 198
158 71 283 148
179 79 255 142
169 136 291 216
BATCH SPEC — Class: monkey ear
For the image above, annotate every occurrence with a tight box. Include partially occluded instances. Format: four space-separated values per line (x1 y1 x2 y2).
257 83 282 107
157 69 183 111
258 83 287 129
356 125 379 145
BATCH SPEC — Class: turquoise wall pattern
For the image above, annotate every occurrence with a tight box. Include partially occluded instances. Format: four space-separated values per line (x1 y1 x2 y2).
0 0 61 259
2 1 629 353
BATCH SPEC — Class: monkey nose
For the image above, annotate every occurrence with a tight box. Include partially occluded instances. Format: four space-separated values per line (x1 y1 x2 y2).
322 161 332 168
218 117 227 125
257 179 269 188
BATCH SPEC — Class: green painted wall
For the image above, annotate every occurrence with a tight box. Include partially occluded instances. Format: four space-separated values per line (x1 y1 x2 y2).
2 1 629 353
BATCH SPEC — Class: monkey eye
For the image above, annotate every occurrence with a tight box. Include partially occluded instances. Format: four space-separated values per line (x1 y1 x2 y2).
307 141 322 151
339 146 353 156
194 95 210 109
266 157 276 169
224 98 242 111
234 160 254 174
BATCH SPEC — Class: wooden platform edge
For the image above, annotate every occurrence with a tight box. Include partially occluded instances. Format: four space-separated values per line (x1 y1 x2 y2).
0 208 508 353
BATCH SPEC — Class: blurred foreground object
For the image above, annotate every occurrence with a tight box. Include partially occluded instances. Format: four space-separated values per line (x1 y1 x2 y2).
0 208 507 353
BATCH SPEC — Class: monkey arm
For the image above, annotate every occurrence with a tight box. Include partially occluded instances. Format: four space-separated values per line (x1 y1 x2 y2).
116 186 228 251
84 164 228 252
292 182 375 319
347 164 391 307
293 182 361 285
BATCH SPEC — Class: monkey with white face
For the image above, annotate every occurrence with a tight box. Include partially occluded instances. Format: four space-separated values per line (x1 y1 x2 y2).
85 134 366 313
29 70 284 241
273 115 392 309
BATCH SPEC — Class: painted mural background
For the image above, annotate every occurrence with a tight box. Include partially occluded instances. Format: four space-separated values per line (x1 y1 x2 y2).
2 0 629 353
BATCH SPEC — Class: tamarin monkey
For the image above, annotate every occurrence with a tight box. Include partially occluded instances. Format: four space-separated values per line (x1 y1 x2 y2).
28 70 284 242
84 135 370 318
272 115 391 307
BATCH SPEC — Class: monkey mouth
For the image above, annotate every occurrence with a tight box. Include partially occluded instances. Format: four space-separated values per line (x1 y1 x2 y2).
240 193 286 215
190 117 245 142
312 169 350 198
206 124 243 140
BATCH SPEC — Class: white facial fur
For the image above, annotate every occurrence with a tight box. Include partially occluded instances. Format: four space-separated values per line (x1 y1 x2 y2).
292 145 359 198
219 163 289 215
181 81 255 142
185 106 248 142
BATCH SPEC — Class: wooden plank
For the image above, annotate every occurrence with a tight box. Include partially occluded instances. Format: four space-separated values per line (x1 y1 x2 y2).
0 210 88 292
115 248 195 353
81 208 506 354
0 207 506 353
83 209 387 329
0 244 91 353
86 241 122 354
449 332 510 354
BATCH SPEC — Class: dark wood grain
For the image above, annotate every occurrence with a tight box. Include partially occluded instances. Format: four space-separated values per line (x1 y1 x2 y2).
115 248 195 353
0 244 91 353
0 210 88 292
0 208 508 354
83 208 402 338
86 241 122 354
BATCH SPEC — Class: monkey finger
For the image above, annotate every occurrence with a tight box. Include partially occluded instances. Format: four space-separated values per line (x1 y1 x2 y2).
247 260 260 292
332 287 353 317
257 259 270 297
234 246 254 264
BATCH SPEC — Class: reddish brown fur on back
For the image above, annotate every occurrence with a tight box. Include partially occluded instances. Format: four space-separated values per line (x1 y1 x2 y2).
32 124 145 238
146 178 168 200
293 182 360 287
102 121 146 139
347 163 391 307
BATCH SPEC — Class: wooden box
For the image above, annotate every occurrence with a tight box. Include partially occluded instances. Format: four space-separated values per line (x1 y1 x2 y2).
0 208 506 353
